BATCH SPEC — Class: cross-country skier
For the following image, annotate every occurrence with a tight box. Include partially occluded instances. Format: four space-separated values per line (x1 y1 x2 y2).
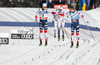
52 9 58 38
68 6 84 48
53 7 67 41
35 3 54 46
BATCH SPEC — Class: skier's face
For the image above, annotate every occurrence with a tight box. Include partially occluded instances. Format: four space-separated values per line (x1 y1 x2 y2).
43 6 47 10
60 9 62 11
69 8 74 12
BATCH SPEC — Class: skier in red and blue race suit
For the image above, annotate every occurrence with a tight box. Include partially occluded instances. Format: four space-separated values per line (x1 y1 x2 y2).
68 6 84 48
35 3 54 46
52 7 67 41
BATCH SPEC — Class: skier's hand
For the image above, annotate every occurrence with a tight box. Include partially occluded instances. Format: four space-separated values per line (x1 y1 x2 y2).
35 15 38 22
81 15 84 18
62 21 64 23
52 20 54 23
67 15 69 18
66 13 69 18
52 12 55 14
56 12 58 15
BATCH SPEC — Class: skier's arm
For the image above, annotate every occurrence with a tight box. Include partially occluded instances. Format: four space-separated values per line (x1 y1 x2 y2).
35 9 40 22
47 9 55 14
64 11 70 19
78 11 84 19
51 9 59 15
47 9 56 22
65 9 70 18
52 9 58 23
66 12 70 18
52 14 55 23
64 12 71 23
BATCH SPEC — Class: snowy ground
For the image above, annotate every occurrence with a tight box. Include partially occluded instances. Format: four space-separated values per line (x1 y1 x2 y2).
0 8 100 65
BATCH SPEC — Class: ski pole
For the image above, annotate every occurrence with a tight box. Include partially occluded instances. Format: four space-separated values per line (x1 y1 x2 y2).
65 29 70 39
82 18 96 41
25 23 35 35
62 23 70 39
59 18 70 39
56 12 70 39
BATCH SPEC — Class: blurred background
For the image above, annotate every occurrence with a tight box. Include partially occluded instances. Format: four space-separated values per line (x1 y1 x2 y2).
0 0 100 10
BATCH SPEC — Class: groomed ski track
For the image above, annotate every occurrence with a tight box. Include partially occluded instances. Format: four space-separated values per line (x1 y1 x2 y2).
0 8 100 65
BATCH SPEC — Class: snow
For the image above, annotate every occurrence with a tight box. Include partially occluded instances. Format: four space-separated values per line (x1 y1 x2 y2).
0 7 100 65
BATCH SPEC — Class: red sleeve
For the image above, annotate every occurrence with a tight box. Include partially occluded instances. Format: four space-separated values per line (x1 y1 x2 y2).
51 12 55 14
35 15 38 19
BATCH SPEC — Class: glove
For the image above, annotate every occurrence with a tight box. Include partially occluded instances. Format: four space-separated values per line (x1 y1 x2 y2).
81 15 84 18
56 12 58 15
35 15 38 22
67 15 69 18
52 20 54 23
35 15 38 19
51 12 55 14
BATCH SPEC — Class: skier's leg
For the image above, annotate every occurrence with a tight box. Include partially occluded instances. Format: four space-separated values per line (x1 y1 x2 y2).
71 24 75 43
76 25 79 48
39 22 43 46
76 33 79 44
39 30 43 44
79 0 82 10
44 30 48 45
76 25 79 42
58 20 61 41
62 21 65 41
44 21 48 46
54 20 57 38
70 23 75 48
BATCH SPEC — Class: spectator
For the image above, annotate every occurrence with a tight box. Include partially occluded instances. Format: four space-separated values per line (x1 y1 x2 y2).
61 0 65 4
67 0 71 7
39 0 43 8
2 0 10 6
90 0 97 9
67 0 71 5
79 0 82 10
86 0 90 10
79 0 86 11
54 0 59 4
70 0 73 5
76 0 79 10
48 0 52 8
82 0 86 11
52 0 55 4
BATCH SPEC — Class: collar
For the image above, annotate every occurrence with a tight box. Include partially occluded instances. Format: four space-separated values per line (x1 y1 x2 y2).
72 11 75 13
42 8 45 10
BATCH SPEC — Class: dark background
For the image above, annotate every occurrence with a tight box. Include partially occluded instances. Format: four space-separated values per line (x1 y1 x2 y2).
0 0 100 10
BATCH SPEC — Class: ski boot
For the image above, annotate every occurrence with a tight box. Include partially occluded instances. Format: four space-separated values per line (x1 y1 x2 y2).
62 34 64 41
45 41 48 46
54 34 56 38
76 41 79 48
62 30 64 41
70 41 73 48
54 30 56 38
39 41 42 46
58 36 60 41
